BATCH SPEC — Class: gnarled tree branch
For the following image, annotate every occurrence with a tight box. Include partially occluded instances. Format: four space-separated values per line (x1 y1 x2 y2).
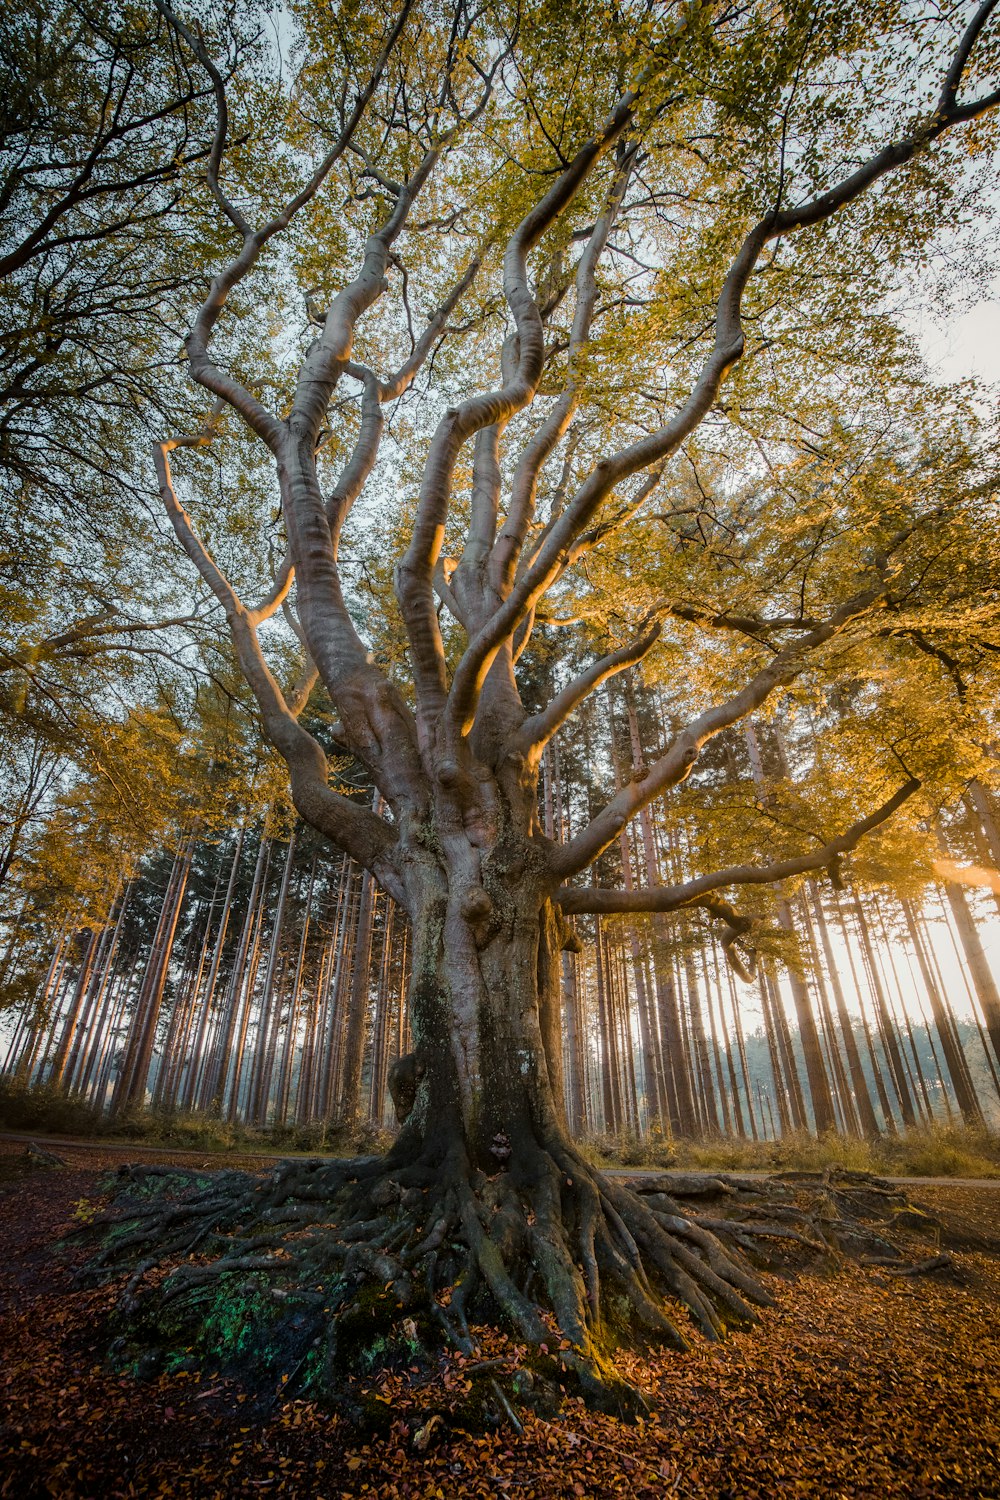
557 777 921 917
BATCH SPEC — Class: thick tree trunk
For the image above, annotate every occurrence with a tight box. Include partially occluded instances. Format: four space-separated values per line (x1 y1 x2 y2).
91 822 942 1419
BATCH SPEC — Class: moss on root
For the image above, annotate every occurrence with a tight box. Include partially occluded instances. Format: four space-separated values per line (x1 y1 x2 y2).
70 1146 951 1428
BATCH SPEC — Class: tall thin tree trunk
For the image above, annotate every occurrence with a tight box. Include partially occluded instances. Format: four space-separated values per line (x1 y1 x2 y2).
48 927 99 1088
900 898 982 1125
939 865 1000 1068
594 916 621 1132
114 837 193 1113
758 966 792 1134
249 828 298 1121
185 828 244 1112
798 891 858 1134
850 897 917 1129
338 851 377 1126
774 902 836 1132
208 830 270 1112
725 962 758 1139
966 781 1000 918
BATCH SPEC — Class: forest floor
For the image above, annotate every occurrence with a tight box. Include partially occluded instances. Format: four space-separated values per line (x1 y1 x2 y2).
0 1139 998 1499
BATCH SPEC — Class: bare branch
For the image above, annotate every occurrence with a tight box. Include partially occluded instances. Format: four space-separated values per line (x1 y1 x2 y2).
557 778 921 914
488 140 640 601
515 621 662 759
551 581 890 880
400 89 641 746
456 22 1000 726
156 0 414 450
940 0 1000 112
154 439 399 884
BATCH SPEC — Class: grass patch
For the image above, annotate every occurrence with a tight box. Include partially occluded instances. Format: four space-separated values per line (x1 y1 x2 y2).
2 1079 994 1178
586 1123 1000 1179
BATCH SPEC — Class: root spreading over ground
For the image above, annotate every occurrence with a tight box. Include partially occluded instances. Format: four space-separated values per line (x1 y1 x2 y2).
74 1142 953 1422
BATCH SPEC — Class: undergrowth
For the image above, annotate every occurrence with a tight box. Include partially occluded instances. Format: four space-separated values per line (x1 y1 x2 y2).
1 1078 995 1177
585 1123 1000 1179
0 1080 393 1157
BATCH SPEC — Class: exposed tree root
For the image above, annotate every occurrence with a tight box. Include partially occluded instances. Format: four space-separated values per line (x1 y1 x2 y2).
72 1145 944 1422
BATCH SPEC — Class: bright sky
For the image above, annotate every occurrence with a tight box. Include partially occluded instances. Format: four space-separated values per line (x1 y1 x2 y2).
913 283 1000 385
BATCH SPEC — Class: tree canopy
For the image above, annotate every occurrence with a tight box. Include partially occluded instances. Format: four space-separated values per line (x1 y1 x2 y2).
3 0 1000 1416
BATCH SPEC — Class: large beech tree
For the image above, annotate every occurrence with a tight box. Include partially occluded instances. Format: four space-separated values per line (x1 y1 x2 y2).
93 0 1000 1405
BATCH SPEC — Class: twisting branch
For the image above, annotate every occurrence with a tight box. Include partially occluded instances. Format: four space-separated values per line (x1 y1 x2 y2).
280 601 320 719
248 555 295 625
557 776 921 920
515 621 662 760
153 0 413 449
697 898 758 983
14 610 206 662
551 580 890 880
513 464 669 657
487 139 641 601
330 257 483 545
459 4 1000 748
155 3 447 820
938 0 999 113
153 437 400 891
401 88 643 745
241 255 483 636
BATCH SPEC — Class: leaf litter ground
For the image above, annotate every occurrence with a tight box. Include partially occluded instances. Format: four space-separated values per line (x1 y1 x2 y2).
0 1140 998 1498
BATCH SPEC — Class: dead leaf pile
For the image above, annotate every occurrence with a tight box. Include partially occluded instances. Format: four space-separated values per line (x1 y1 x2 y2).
1 1142 998 1498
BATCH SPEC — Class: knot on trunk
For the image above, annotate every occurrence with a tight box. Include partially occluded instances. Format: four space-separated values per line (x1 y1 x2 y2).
388 1052 425 1124
461 884 492 922
437 758 462 788
461 884 497 946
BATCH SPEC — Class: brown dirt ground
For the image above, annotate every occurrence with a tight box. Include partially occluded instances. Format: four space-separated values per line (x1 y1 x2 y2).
0 1140 998 1499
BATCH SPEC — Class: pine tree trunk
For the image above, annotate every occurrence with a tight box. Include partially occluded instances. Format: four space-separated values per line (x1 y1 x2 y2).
966 781 1000 918
774 902 836 1133
900 898 982 1125
208 831 270 1112
339 862 377 1126
798 891 859 1134
114 838 193 1113
48 927 100 1089
851 898 917 1129
249 829 298 1121
940 871 1000 1068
